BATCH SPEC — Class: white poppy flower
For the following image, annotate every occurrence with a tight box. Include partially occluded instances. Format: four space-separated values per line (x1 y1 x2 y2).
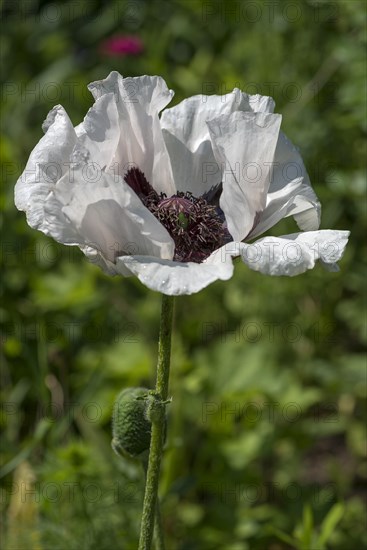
15 71 349 295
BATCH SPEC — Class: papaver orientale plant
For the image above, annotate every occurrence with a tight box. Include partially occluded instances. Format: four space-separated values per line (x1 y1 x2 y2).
14 72 350 550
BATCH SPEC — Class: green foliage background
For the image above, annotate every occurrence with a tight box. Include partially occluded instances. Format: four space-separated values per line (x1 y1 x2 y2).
1 1 366 548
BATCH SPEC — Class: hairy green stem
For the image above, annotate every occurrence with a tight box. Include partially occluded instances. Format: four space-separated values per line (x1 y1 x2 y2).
142 460 165 550
138 294 174 550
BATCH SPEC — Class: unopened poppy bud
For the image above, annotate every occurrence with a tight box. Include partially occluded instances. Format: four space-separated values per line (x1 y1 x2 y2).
111 387 151 459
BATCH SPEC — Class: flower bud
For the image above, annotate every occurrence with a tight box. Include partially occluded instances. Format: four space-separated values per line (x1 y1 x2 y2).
111 387 152 459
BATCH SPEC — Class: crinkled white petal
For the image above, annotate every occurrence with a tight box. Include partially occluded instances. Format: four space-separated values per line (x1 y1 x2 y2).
14 105 77 232
248 177 304 239
161 90 248 149
116 242 239 295
75 92 120 171
161 128 221 197
79 244 132 276
160 89 275 197
248 93 275 114
161 90 243 196
208 111 282 241
47 165 175 263
240 230 350 276
87 72 175 196
270 132 321 231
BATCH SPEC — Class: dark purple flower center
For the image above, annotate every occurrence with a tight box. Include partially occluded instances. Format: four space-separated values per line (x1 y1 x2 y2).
124 167 229 263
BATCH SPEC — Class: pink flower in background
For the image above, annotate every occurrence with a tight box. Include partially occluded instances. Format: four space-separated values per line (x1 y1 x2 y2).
100 36 144 57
